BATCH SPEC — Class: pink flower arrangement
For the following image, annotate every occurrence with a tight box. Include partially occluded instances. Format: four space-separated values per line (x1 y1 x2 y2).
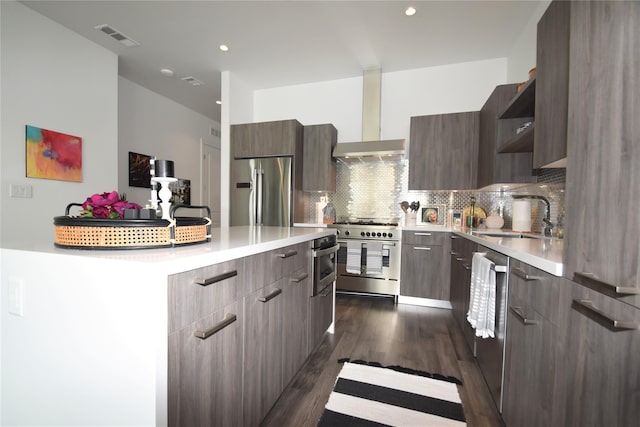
81 191 142 219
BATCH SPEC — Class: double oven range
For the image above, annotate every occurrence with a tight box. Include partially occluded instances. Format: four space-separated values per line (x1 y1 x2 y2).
328 220 401 298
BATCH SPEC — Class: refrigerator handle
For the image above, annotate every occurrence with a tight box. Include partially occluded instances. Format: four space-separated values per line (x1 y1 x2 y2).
256 168 264 225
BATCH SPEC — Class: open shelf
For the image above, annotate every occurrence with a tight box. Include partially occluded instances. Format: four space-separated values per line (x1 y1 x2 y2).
499 77 536 119
498 123 535 153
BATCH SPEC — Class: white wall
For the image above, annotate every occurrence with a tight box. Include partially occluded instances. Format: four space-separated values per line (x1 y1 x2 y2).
253 58 508 144
0 1 118 246
118 77 219 209
506 0 551 82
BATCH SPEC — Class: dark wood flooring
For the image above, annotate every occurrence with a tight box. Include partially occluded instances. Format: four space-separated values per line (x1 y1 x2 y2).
261 294 505 427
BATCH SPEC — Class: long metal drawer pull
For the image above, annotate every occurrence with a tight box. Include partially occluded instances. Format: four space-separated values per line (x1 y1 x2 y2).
414 246 432 251
320 287 332 297
290 272 309 283
573 299 638 330
414 232 432 236
276 250 298 259
463 264 471 271
258 288 282 303
194 270 238 286
456 257 465 261
450 235 458 240
574 272 640 296
450 251 458 256
194 313 237 340
512 267 542 281
510 306 537 325
313 244 340 258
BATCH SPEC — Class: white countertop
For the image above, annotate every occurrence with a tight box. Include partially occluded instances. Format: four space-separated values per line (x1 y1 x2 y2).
401 225 563 276
1 226 335 275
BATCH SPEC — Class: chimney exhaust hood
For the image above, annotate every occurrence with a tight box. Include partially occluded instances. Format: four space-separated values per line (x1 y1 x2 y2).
332 69 405 162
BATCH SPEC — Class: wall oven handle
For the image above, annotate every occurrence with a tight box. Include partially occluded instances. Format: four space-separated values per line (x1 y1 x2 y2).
318 272 336 289
313 244 339 258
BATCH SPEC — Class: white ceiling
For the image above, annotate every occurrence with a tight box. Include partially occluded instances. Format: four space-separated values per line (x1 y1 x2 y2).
20 0 543 121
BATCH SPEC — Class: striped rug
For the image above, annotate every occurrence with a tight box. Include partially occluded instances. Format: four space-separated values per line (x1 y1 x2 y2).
318 362 466 426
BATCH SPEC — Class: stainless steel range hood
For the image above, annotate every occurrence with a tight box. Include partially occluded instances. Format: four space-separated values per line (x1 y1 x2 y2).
332 69 405 162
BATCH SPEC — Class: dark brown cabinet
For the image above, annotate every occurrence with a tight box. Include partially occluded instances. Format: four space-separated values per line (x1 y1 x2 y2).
409 112 479 190
231 119 303 159
449 234 475 352
563 0 640 307
309 283 334 352
502 260 563 427
400 231 451 300
303 124 337 192
477 84 535 188
534 0 570 168
168 260 245 427
557 278 640 426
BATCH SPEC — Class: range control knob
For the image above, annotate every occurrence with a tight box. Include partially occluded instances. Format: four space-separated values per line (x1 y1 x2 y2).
382 232 387 237
361 231 366 237
377 232 382 237
388 232 393 238
345 230 350 236
336 230 340 235
366 232 371 237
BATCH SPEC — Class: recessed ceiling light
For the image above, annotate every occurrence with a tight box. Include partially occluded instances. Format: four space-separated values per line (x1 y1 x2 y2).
219 44 229 52
216 100 222 105
160 68 174 77
405 6 417 16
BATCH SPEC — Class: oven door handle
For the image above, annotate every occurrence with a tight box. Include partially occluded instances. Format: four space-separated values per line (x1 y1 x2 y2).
337 240 397 248
318 271 336 289
313 244 340 258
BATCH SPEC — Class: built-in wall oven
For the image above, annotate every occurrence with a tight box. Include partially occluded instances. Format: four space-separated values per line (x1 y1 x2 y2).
312 234 339 296
329 221 401 298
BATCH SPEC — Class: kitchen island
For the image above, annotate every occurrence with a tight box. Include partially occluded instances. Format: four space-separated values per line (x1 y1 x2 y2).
1 226 334 426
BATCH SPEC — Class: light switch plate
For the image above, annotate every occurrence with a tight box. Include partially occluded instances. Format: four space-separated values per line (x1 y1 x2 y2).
8 278 24 316
10 184 33 198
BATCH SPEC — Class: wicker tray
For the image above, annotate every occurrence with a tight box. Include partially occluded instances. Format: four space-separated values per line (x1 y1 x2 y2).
54 204 211 250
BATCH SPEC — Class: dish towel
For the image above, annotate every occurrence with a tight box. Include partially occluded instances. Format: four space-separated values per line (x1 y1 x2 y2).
467 252 496 338
346 241 362 275
365 242 383 275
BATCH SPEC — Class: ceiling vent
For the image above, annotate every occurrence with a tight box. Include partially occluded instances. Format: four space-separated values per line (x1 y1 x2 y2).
181 76 204 86
94 24 139 47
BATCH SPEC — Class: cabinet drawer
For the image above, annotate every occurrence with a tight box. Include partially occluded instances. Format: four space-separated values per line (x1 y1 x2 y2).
273 241 310 278
402 230 448 245
169 259 243 333
509 259 562 326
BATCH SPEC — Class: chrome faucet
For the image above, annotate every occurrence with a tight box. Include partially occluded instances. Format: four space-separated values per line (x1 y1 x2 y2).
512 195 554 237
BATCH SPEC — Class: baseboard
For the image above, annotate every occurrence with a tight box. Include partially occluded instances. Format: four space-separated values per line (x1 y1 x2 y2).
397 295 452 309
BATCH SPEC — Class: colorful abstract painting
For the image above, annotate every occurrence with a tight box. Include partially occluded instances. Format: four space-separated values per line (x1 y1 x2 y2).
26 125 82 182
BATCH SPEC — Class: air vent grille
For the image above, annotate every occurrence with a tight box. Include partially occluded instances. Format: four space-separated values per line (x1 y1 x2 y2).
94 24 139 47
181 76 204 86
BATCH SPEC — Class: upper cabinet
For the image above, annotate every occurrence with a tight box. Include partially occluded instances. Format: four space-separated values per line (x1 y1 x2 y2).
497 78 536 154
409 111 479 190
478 84 535 189
564 0 640 306
302 124 337 192
534 0 570 168
231 119 303 159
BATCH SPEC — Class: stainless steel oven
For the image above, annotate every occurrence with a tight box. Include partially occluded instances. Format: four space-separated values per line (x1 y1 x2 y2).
329 221 401 297
312 234 338 296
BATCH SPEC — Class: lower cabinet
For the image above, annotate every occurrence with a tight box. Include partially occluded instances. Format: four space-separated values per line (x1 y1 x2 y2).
243 280 285 427
400 231 451 300
168 301 243 427
282 267 311 387
449 235 475 352
309 283 334 352
502 260 561 426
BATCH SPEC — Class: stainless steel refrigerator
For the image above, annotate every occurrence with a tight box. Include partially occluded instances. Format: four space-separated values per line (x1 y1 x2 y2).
230 157 292 226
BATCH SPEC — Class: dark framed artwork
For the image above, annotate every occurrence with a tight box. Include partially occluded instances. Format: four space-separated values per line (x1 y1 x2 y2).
418 204 446 225
128 152 152 188
170 178 191 205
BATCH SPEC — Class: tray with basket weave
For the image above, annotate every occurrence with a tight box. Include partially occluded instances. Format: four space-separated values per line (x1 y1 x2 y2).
54 204 211 250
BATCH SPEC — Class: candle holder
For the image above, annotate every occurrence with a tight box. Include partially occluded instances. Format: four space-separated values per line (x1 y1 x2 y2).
151 176 177 220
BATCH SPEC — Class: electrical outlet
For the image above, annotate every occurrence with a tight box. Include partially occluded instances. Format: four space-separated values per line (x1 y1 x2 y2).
10 184 33 198
8 278 24 316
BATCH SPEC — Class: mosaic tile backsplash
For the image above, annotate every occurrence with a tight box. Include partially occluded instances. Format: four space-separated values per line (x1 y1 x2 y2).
303 159 565 235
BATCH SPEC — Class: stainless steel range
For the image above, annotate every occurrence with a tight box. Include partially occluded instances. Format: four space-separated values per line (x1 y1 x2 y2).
328 220 401 298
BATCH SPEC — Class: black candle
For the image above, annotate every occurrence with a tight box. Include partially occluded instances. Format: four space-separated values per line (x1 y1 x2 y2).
154 160 174 177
